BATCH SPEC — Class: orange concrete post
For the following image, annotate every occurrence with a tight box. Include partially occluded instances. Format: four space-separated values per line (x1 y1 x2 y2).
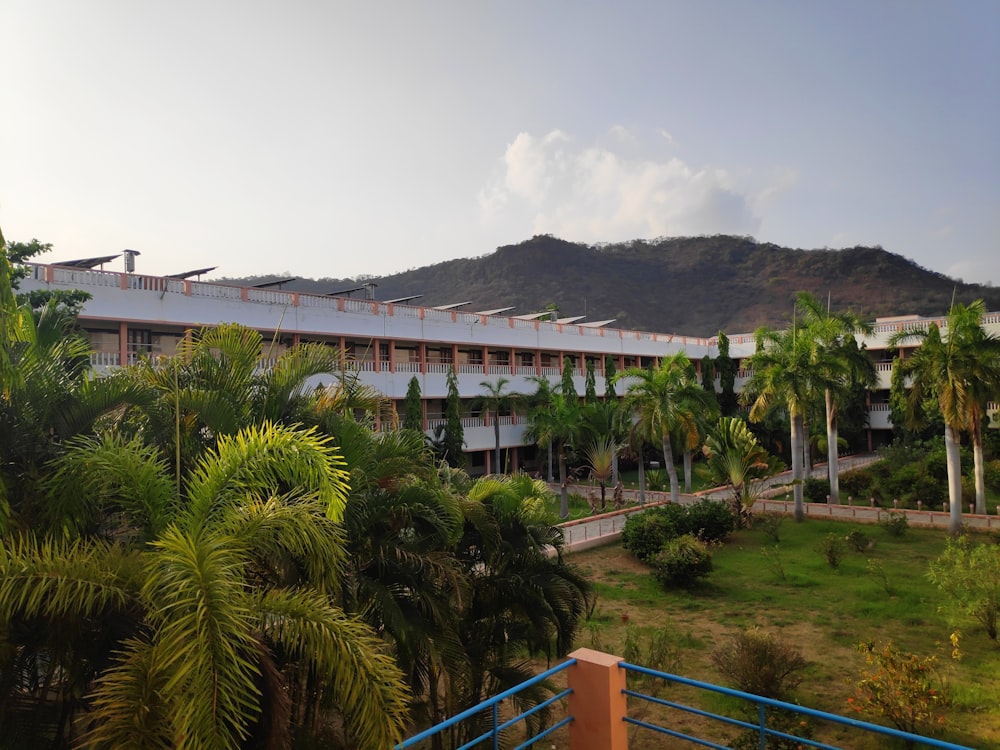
567 648 628 750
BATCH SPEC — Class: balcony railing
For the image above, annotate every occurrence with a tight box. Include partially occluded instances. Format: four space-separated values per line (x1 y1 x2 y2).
396 648 973 750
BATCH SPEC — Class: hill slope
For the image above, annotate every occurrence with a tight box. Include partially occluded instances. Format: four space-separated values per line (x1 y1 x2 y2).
222 235 1000 337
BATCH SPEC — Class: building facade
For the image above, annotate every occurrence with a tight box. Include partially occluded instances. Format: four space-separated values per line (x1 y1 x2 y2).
21 262 1000 473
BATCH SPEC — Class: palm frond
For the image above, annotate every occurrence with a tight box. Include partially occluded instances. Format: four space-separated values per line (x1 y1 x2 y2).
254 588 410 750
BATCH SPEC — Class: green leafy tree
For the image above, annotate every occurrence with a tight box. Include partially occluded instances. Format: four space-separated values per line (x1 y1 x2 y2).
440 368 466 468
4 236 91 316
584 359 598 403
615 352 705 503
928 536 1000 640
700 354 718 410
716 331 739 417
604 355 618 399
403 375 424 432
561 356 578 400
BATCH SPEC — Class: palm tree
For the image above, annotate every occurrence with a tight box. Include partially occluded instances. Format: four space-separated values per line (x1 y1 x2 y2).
743 324 818 521
677 358 717 493
582 436 616 510
118 324 344 472
474 376 519 474
326 419 467 736
945 301 1000 514
450 473 592 745
700 416 784 525
523 376 561 484
0 422 411 748
547 392 584 518
796 292 877 504
614 352 705 503
580 398 628 486
891 301 1000 532
0 297 143 532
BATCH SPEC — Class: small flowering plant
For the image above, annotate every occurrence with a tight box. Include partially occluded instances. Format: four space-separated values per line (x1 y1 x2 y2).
852 639 953 737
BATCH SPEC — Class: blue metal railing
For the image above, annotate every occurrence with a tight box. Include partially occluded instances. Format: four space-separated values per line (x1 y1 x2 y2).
620 662 973 750
395 659 576 749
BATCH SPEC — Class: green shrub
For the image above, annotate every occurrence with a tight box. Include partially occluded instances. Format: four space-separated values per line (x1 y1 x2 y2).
652 534 713 588
853 641 950 736
845 530 872 552
839 467 874 499
879 511 909 538
984 459 1000 494
802 477 828 503
754 512 783 543
684 499 736 543
711 626 808 700
623 501 735 563
621 512 677 562
818 533 845 569
645 469 667 491
923 447 950 482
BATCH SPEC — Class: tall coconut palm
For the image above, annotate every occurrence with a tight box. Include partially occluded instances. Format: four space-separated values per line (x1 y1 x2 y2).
474 376 519 474
796 292 877 504
548 392 584 519
525 377 585 518
945 301 1000 514
0 421 410 749
614 352 705 503
742 324 818 521
891 301 1000 531
524 376 557 482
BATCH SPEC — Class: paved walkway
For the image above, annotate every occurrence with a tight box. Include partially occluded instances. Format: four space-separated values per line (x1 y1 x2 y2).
554 454 1000 553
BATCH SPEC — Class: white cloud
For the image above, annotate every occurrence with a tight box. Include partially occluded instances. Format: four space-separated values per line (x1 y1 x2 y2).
608 124 635 143
480 129 771 243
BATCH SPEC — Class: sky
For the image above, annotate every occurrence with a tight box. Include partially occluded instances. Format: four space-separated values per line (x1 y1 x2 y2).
2 1 998 285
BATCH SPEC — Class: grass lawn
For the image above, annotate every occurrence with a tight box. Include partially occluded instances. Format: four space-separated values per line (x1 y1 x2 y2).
560 519 1000 749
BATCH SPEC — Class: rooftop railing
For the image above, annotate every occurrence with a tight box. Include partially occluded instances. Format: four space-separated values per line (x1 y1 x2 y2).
396 648 974 750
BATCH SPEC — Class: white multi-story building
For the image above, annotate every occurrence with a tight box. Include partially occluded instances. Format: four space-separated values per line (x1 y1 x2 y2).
20 261 1000 473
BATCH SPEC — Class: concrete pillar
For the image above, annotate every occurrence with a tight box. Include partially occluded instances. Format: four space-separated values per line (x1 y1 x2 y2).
567 648 628 750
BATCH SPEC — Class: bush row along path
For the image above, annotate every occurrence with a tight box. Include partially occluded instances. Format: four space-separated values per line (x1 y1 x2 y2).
554 454 1000 552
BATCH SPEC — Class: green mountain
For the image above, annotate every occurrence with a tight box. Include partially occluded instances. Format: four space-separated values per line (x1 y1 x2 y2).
222 235 1000 337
